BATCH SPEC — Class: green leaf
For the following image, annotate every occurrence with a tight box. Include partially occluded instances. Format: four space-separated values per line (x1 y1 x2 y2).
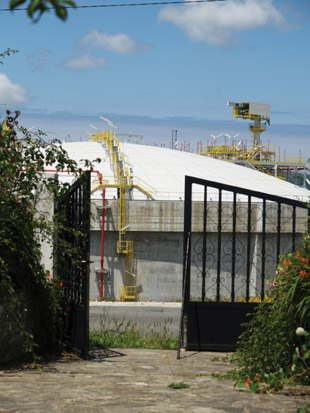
55 6 67 21
249 382 258 393
62 0 77 7
10 0 26 9
27 0 42 17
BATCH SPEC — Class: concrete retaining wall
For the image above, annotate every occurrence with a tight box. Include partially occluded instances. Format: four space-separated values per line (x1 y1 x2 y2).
89 199 308 301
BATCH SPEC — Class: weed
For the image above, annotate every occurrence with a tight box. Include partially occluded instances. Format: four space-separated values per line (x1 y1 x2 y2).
89 316 178 350
168 382 190 389
211 356 230 363
297 404 310 413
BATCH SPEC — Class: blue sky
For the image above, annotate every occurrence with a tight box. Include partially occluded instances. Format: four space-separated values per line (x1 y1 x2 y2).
0 0 309 157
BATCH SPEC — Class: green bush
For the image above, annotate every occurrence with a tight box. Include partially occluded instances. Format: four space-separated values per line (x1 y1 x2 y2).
232 232 310 392
0 109 83 360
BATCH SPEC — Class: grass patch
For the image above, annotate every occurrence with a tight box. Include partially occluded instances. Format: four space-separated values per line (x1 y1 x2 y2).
168 382 190 389
89 316 178 350
211 370 239 381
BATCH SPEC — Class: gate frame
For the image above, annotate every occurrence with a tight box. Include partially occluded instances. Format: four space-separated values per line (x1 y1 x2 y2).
55 171 91 359
181 175 310 352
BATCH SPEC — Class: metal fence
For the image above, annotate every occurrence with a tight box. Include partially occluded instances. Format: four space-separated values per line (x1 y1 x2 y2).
181 175 310 351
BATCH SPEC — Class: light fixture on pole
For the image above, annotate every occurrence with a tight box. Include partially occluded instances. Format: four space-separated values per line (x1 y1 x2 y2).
211 133 223 140
100 116 118 130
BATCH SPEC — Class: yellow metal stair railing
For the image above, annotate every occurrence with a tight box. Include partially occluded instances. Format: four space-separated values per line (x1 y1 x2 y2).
244 147 258 161
119 175 127 233
253 164 274 177
117 240 135 301
89 130 136 301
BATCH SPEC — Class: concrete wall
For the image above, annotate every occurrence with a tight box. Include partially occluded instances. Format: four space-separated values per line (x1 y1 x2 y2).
34 174 54 276
89 199 308 302
90 231 184 301
91 199 308 234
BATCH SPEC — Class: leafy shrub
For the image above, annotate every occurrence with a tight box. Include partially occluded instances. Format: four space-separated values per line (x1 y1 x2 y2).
0 109 84 360
233 231 310 392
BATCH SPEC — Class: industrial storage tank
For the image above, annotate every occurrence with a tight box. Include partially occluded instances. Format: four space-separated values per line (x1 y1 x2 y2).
58 134 310 302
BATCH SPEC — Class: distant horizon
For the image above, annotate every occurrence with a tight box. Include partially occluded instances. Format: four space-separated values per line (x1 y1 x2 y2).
16 109 310 160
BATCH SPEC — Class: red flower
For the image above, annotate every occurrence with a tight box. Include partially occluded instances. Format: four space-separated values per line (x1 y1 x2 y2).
301 257 309 264
299 270 308 279
58 282 63 288
66 306 72 312
47 273 52 278
256 376 260 383
244 378 251 387
297 252 301 257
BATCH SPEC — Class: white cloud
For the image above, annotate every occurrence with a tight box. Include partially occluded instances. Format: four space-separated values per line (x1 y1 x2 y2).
158 0 284 46
64 54 107 70
0 73 28 105
79 30 138 54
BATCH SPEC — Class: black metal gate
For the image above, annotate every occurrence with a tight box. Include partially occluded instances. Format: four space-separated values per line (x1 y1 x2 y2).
55 171 91 359
181 175 310 351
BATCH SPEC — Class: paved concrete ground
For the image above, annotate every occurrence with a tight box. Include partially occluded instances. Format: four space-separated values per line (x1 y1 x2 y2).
0 348 309 412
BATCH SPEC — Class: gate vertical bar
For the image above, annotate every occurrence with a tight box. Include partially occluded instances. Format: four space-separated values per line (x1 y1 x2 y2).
216 189 222 302
183 176 192 305
201 186 207 301
261 198 266 300
181 176 193 349
292 205 296 252
231 192 237 302
246 196 251 302
276 202 281 261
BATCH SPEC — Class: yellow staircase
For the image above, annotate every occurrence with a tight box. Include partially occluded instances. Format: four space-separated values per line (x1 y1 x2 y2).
89 130 137 301
254 164 274 177
117 240 135 301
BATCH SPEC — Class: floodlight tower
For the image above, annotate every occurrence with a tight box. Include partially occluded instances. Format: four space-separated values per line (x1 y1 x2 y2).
227 102 271 147
172 130 178 149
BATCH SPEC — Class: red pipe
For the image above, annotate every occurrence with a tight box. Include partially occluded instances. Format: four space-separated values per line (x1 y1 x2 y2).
42 169 102 177
100 183 106 300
